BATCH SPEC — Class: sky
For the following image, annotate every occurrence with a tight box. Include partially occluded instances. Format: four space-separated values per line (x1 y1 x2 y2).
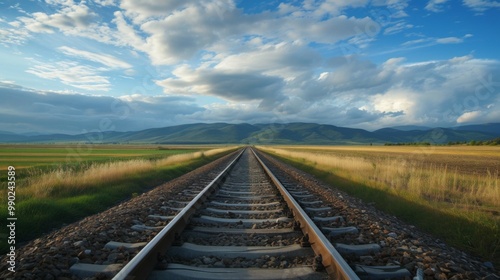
0 0 499 135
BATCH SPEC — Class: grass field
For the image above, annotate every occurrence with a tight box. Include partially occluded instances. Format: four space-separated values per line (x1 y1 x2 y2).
0 144 215 186
258 145 500 264
0 144 238 253
0 144 205 169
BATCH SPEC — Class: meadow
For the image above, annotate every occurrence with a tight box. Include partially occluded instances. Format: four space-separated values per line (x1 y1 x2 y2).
0 144 205 170
258 145 499 264
0 144 238 253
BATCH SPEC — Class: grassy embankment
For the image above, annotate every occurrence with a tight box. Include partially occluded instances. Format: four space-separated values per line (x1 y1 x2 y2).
0 145 238 253
258 145 499 264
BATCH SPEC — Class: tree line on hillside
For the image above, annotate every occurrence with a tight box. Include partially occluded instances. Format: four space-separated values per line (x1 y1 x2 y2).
447 137 500 146
384 142 432 146
384 137 500 146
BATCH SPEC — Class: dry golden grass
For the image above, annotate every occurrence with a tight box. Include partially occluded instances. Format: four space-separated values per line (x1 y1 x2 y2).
258 146 500 263
258 146 500 209
271 145 500 175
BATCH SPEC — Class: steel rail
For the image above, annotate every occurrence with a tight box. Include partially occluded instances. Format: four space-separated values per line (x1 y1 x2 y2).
251 148 360 280
112 148 245 280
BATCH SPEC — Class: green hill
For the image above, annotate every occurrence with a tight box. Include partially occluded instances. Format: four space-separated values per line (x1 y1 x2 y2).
1 123 499 144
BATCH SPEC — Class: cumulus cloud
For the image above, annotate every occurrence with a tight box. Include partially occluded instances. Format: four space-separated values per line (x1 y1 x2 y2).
1 0 498 134
307 0 370 16
115 1 385 65
3 0 406 67
368 56 500 127
315 58 392 93
18 4 98 34
159 54 500 130
457 111 483 123
120 0 191 22
2 53 499 133
371 88 416 118
214 42 321 78
138 1 250 65
9 3 118 46
293 55 498 128
157 65 285 107
275 15 379 44
110 11 149 53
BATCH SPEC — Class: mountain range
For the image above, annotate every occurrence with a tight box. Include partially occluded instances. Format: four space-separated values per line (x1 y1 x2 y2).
0 123 499 145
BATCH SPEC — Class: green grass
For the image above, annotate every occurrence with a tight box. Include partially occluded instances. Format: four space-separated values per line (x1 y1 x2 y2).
265 152 500 266
0 147 236 253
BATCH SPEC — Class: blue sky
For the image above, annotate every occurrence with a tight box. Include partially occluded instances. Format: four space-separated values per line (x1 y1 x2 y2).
0 0 499 134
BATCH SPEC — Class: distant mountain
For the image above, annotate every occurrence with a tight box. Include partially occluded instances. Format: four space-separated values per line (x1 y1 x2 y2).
0 133 29 142
0 122 499 144
0 130 17 135
451 123 500 136
388 125 432 131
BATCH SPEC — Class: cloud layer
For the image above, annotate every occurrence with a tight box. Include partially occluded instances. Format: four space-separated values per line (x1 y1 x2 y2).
0 0 499 134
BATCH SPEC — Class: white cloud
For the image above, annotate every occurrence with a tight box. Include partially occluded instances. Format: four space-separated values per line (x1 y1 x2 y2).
92 0 117 6
457 111 483 123
112 1 386 66
425 0 450 12
12 3 118 45
276 15 379 44
120 0 194 23
26 60 112 91
44 0 75 7
463 0 500 12
111 11 148 52
4 0 407 68
402 38 431 46
19 4 98 34
157 53 499 129
138 1 247 65
436 36 464 44
371 88 416 116
0 21 31 45
214 42 321 79
383 21 414 35
58 46 132 69
314 0 370 16
293 55 499 128
401 34 471 49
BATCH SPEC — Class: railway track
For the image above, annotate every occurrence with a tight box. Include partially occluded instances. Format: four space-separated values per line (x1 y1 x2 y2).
2 147 496 280
65 147 410 279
